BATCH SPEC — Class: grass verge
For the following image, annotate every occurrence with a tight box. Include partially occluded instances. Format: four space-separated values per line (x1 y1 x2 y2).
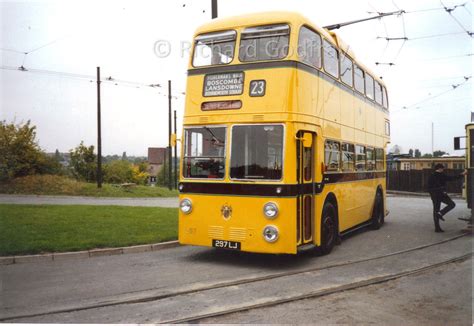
0 204 178 256
0 175 178 197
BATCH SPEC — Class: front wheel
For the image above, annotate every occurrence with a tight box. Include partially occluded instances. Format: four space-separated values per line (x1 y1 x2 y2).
371 191 385 230
319 202 337 255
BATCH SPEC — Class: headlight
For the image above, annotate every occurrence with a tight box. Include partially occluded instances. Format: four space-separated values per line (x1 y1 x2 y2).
263 225 279 243
263 202 279 219
180 199 192 214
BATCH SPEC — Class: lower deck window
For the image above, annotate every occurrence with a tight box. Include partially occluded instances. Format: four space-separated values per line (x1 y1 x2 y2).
356 145 366 171
325 141 340 171
230 125 283 180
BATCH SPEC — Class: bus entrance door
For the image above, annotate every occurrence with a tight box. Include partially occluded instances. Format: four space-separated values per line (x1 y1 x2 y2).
297 131 315 245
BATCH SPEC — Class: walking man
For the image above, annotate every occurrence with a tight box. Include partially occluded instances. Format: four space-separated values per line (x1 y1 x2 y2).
427 163 467 232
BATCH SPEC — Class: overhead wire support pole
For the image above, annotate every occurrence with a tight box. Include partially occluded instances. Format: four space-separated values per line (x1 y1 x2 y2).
324 10 405 30
174 110 178 190
168 80 172 191
211 0 218 19
96 67 103 188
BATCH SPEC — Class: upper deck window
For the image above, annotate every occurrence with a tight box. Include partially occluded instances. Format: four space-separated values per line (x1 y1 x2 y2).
374 81 383 105
340 53 353 87
239 24 290 62
193 30 236 67
354 64 365 94
382 86 389 109
365 74 374 100
323 39 339 78
298 26 322 68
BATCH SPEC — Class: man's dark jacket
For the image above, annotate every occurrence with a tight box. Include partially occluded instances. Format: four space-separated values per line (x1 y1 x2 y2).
427 171 463 194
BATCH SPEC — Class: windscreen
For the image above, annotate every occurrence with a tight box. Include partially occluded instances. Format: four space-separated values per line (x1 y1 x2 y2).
230 125 283 180
183 127 226 179
239 24 290 62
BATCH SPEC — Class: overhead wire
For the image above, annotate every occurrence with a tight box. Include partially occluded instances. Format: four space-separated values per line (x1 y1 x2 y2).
439 1 473 36
397 76 471 111
0 65 186 98
0 47 25 54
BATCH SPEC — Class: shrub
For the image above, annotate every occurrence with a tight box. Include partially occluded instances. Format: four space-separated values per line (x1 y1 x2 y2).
69 141 96 182
0 120 63 182
103 160 133 184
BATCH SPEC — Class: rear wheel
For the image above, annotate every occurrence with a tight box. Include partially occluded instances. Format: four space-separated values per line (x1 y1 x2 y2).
319 202 337 255
371 191 384 230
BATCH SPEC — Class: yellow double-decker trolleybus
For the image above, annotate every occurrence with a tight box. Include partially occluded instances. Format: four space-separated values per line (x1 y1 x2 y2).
178 12 390 255
455 123 474 221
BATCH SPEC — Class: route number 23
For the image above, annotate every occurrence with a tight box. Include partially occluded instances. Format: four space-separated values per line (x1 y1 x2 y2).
249 80 266 97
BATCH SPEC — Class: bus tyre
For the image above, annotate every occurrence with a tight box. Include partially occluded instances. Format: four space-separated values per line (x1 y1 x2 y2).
371 192 384 230
319 202 337 255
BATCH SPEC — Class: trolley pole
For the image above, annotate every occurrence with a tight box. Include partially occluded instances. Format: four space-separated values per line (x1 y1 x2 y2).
168 80 172 190
174 110 178 189
211 0 218 19
96 67 103 188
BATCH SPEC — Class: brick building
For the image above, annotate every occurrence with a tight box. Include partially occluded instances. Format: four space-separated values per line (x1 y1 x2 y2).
147 147 167 182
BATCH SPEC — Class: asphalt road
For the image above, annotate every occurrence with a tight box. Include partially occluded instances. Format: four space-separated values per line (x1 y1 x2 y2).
0 196 472 323
201 257 472 324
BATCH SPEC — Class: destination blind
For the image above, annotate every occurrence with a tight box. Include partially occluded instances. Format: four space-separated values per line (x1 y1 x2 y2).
203 72 244 96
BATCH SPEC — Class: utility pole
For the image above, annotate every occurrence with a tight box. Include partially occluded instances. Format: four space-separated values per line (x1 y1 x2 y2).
168 80 172 190
211 0 218 19
96 67 103 188
432 122 434 155
174 110 178 189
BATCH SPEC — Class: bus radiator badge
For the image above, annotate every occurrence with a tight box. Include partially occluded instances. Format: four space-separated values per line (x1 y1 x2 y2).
221 205 232 220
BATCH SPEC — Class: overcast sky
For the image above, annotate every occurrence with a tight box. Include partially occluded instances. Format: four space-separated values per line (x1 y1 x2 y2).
0 0 472 156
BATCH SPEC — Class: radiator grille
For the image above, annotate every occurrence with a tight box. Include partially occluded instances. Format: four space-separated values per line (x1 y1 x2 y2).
229 227 247 241
208 226 224 239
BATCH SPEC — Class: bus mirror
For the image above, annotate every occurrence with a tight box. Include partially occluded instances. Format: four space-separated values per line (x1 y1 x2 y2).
171 134 179 147
454 136 465 150
454 137 460 150
302 133 312 148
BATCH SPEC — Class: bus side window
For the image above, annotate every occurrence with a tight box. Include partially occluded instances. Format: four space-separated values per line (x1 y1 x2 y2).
354 64 365 94
365 74 374 100
298 26 322 68
356 145 366 171
340 53 353 87
366 147 375 171
325 141 340 171
382 86 389 109
323 39 339 78
385 120 390 136
374 82 383 105
341 143 355 171
376 148 385 170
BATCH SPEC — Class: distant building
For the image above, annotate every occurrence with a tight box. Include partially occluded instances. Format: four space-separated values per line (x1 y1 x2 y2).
147 147 167 182
387 154 465 171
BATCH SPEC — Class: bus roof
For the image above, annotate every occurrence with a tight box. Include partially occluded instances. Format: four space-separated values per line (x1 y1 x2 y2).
194 11 308 35
194 11 385 86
